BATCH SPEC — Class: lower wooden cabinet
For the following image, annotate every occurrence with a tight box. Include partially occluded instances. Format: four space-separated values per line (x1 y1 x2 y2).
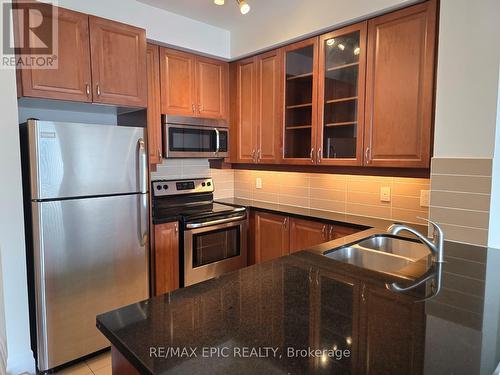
153 222 180 295
250 211 289 264
250 211 362 264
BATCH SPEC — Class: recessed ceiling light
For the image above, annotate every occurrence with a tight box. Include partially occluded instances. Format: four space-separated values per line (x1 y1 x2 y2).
214 0 224 5
326 38 335 46
237 0 250 14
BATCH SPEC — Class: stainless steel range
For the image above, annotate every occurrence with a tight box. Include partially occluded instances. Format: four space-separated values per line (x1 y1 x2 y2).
152 178 247 286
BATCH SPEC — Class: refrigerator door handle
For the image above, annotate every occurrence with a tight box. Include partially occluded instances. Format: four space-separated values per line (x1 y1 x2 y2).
138 138 147 194
137 138 148 246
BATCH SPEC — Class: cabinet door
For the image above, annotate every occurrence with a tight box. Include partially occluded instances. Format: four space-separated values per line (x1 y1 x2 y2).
358 284 425 374
289 218 328 253
329 224 361 240
17 6 92 102
252 212 289 264
89 16 147 107
233 57 258 163
146 44 162 165
364 1 436 168
154 222 180 295
282 38 319 164
160 48 196 116
195 56 228 119
255 50 282 164
318 22 367 166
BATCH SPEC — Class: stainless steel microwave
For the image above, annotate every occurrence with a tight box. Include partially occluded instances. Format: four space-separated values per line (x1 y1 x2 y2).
162 115 228 158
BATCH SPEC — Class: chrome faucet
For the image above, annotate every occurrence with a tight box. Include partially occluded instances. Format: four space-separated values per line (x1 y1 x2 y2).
387 218 444 263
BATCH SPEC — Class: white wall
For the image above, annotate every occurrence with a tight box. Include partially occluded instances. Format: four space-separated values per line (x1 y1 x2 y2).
47 0 231 58
433 0 500 158
0 67 35 373
230 0 416 58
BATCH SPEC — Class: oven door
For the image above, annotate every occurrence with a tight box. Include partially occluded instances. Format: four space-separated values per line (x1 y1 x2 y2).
164 124 229 158
183 214 247 286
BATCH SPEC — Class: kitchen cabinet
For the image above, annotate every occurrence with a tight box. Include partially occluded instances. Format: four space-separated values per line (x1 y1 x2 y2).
289 218 328 253
282 37 319 164
146 43 162 165
358 283 425 374
15 6 147 107
364 0 436 168
251 211 289 264
89 16 147 107
317 22 367 166
250 211 361 264
15 6 92 102
160 47 228 119
231 50 282 163
153 222 180 295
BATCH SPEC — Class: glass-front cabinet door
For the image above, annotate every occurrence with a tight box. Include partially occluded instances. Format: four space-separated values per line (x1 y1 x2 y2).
318 22 367 165
282 38 318 164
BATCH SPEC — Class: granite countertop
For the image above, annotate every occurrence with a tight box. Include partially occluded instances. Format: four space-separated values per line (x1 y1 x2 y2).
97 238 499 374
216 197 427 232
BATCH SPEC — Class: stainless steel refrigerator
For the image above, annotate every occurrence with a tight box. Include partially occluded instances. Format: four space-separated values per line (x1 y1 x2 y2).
20 120 149 372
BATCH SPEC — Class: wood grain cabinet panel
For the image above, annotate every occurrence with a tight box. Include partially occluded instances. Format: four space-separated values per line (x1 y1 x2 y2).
330 224 361 240
154 222 180 296
146 43 162 165
364 0 436 168
289 218 328 253
160 48 196 116
196 56 228 119
89 16 147 107
252 211 289 264
17 6 92 102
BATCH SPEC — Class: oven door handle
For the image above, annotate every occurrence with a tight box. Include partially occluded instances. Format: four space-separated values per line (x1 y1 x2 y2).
185 213 247 229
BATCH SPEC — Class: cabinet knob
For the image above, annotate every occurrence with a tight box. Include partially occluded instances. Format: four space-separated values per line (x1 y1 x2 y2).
310 148 315 164
96 83 101 97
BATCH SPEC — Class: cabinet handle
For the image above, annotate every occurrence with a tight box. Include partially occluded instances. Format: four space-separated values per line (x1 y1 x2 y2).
317 148 322 164
175 223 178 233
321 224 327 239
96 83 101 97
158 148 162 160
310 148 315 163
85 83 90 96
192 103 196 113
329 226 334 239
199 104 203 112
283 217 288 228
361 284 366 303
251 149 256 163
365 147 370 164
257 149 261 163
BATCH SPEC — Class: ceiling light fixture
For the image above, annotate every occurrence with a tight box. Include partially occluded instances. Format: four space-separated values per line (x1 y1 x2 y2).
214 0 224 5
237 0 250 14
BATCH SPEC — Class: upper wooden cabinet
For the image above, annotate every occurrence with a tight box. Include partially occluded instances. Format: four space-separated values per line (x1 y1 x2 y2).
15 6 147 107
160 47 228 119
89 16 147 107
317 22 367 166
16 6 92 102
146 43 162 165
231 50 282 164
364 0 436 168
282 38 319 165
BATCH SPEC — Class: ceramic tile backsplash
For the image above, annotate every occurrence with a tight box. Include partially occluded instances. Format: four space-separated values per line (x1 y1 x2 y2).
151 159 234 199
233 170 430 224
430 158 492 246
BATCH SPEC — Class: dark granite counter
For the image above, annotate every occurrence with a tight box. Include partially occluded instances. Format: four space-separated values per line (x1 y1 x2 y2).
97 239 500 374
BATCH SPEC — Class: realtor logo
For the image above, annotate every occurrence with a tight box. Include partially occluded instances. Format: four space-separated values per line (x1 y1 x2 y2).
1 0 59 69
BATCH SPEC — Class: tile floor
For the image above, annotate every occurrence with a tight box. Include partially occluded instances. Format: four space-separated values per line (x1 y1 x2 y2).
55 351 111 375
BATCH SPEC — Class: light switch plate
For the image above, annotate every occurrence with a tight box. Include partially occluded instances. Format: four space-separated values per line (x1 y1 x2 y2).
380 186 391 202
420 190 430 207
256 177 262 189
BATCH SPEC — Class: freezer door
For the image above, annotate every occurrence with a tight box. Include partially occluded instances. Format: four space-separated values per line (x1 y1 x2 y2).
26 120 147 200
31 194 149 371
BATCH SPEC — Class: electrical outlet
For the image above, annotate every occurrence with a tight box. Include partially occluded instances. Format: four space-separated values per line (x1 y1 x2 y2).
380 186 391 202
256 177 262 189
420 190 430 207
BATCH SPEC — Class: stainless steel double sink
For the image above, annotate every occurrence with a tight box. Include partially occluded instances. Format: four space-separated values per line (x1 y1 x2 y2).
324 234 430 277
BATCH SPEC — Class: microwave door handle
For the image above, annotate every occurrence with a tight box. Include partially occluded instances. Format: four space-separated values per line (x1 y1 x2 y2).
214 128 220 154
